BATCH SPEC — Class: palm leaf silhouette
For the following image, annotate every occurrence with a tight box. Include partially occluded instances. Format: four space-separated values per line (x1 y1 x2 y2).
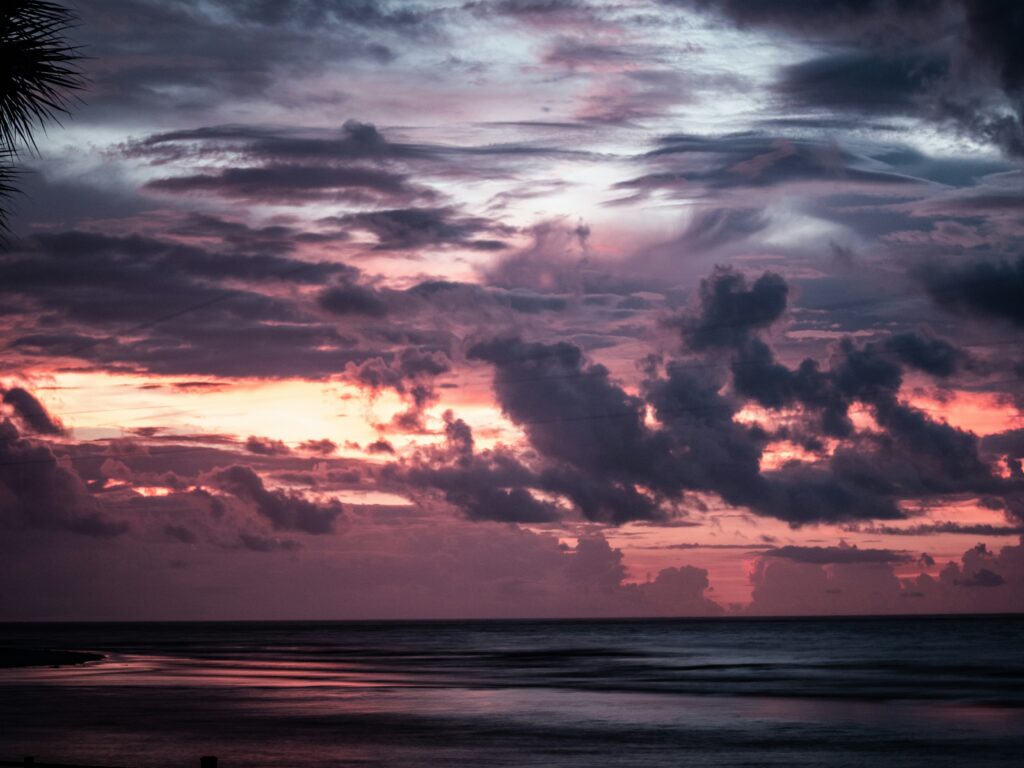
0 0 84 231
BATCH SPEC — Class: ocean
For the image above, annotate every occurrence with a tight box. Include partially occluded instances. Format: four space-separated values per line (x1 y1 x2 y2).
1 617 1022 767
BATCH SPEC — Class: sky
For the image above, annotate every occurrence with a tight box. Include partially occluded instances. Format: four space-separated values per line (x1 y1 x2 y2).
1 0 1023 620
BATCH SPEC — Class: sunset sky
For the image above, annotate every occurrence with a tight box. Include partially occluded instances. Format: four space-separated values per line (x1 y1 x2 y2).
1 0 1023 620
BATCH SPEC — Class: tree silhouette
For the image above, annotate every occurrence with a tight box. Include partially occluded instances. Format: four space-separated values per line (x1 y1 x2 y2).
0 1 83 231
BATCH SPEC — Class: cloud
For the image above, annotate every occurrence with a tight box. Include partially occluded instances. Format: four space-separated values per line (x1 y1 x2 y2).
0 228 385 379
318 282 390 317
631 565 724 616
0 419 127 537
762 543 911 564
333 207 509 251
0 516 724 620
67 2 429 120
245 436 292 456
679 0 946 35
778 52 949 115
236 532 302 553
345 346 452 424
675 0 1024 155
462 329 907 526
133 120 417 163
466 268 1014 527
299 439 338 455
1 388 65 436
881 331 963 377
857 521 1024 536
404 420 562 523
468 336 673 523
676 266 788 350
983 429 1024 458
366 439 395 455
414 464 561 523
484 221 591 293
209 465 344 534
918 256 1024 326
676 207 770 251
747 537 1024 615
146 165 433 205
621 134 916 197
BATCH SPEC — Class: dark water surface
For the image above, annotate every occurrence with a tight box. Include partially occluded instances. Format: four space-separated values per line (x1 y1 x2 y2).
1 617 1023 767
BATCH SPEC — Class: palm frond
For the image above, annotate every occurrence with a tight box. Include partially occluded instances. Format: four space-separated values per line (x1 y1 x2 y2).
0 1 83 237
0 153 19 237
0 1 85 154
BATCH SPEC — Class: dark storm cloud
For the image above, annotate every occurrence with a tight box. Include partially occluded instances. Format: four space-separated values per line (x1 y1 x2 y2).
778 52 948 114
446 339 671 528
333 207 510 251
463 332 904 526
731 339 840 424
642 359 765 509
413 461 561 523
25 230 348 284
0 230 337 337
0 228 394 379
675 0 1024 155
983 429 1024 458
918 257 1024 326
0 244 578 386
147 165 432 205
1 388 65 436
0 420 127 538
318 283 390 317
468 337 678 524
762 544 912 564
646 357 904 525
403 418 562 523
441 266 1015 527
678 266 788 350
71 2 436 120
209 465 343 534
136 121 423 163
167 213 353 253
458 331 916 525
727 323 1000 504
959 1 1024 153
881 332 963 377
733 325 972 440
131 119 584 171
679 0 946 34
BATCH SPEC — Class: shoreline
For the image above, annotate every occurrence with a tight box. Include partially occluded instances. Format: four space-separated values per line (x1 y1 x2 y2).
0 649 104 669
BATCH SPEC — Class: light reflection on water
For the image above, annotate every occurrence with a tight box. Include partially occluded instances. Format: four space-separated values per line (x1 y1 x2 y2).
2 617 1024 768
2 655 403 688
